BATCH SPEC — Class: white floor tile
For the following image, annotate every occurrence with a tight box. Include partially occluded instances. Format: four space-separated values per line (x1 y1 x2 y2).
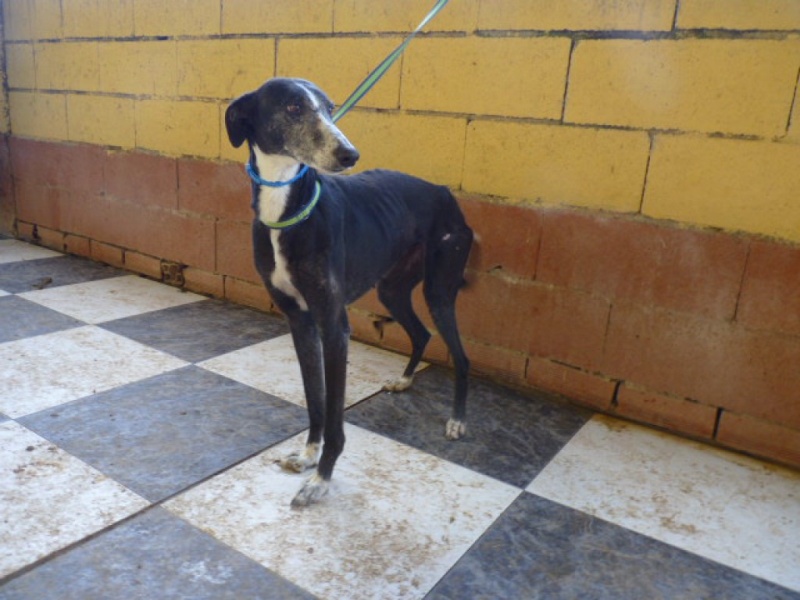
528 414 800 592
0 326 188 418
0 421 149 578
199 334 425 408
0 239 63 264
18 275 205 324
166 423 519 600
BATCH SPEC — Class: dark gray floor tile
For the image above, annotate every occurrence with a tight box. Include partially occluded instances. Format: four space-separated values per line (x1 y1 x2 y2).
0 507 316 600
100 298 289 362
20 366 308 502
345 367 592 488
427 493 800 600
0 296 83 342
0 255 124 293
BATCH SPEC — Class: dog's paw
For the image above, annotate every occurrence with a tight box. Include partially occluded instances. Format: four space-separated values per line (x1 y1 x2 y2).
291 473 329 508
277 444 319 473
383 375 414 392
445 418 466 440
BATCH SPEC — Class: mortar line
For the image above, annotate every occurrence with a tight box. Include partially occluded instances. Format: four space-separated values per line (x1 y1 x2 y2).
637 132 656 214
560 38 577 123
784 64 800 136
731 240 753 323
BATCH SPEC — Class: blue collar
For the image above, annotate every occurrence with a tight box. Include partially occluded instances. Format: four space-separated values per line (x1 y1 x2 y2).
246 161 308 187
246 161 321 230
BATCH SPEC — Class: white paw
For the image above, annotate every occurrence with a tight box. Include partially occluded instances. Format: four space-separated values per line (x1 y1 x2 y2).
445 418 466 440
291 473 329 508
277 443 319 473
383 374 414 392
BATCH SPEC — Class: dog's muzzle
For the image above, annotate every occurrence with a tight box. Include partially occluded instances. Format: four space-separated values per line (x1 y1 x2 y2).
335 145 360 170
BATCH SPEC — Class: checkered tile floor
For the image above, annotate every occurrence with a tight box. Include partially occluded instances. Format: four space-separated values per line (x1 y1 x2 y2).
1 236 799 599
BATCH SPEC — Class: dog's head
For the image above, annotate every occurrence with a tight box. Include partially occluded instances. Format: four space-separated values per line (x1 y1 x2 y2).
226 78 359 173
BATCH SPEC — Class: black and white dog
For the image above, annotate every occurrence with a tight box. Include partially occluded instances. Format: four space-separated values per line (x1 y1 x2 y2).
225 78 473 507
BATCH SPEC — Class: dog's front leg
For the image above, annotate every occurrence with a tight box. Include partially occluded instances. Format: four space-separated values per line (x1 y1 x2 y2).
280 309 324 474
292 308 349 507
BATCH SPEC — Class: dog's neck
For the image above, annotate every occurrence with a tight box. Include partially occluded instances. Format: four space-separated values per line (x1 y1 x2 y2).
250 145 305 226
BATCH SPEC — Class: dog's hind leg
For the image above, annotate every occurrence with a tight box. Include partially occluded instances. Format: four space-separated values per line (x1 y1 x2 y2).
279 309 324 473
377 244 430 392
424 226 473 440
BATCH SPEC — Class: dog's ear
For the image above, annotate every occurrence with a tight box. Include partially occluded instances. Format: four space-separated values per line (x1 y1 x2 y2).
225 92 256 148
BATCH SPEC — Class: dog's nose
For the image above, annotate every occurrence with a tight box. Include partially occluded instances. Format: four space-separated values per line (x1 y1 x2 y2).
335 145 360 168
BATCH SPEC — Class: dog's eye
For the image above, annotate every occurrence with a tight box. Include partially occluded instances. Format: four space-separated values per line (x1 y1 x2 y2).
286 104 302 116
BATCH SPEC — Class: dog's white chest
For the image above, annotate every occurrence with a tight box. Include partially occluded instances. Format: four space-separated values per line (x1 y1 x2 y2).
269 229 308 312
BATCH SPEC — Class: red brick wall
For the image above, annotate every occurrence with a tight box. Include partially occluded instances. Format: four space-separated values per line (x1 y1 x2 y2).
7 138 800 470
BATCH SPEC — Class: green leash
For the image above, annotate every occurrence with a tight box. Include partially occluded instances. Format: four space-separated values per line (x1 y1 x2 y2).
332 0 450 123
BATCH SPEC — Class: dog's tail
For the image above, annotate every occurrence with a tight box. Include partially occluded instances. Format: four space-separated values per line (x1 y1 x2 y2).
460 232 481 289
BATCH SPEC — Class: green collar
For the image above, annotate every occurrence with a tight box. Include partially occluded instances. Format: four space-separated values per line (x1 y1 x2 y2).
262 180 322 230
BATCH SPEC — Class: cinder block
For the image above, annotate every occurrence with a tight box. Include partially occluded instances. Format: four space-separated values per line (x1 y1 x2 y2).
216 219 259 283
717 411 800 470
35 225 65 252
737 240 800 337
13 181 64 231
342 110 466 188
3 2 32 40
225 276 272 313
36 42 100 92
67 94 136 148
462 338 527 382
458 272 609 367
64 234 91 257
184 267 224 299
536 208 749 319
643 134 800 243
178 39 275 100
603 302 800 428
614 384 718 439
402 37 571 119
478 0 676 31
12 139 105 193
277 38 402 110
463 120 649 212
527 356 616 411
105 150 178 209
136 99 220 158
334 0 479 32
124 251 163 280
99 41 177 97
30 0 63 39
456 195 542 279
177 158 252 221
135 0 220 36
9 91 68 141
5 43 35 89
91 241 124 268
62 0 134 38
222 0 333 34
566 39 800 137
677 0 800 30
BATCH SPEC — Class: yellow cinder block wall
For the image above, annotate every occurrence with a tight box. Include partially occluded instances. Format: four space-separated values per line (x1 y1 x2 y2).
2 0 799 242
